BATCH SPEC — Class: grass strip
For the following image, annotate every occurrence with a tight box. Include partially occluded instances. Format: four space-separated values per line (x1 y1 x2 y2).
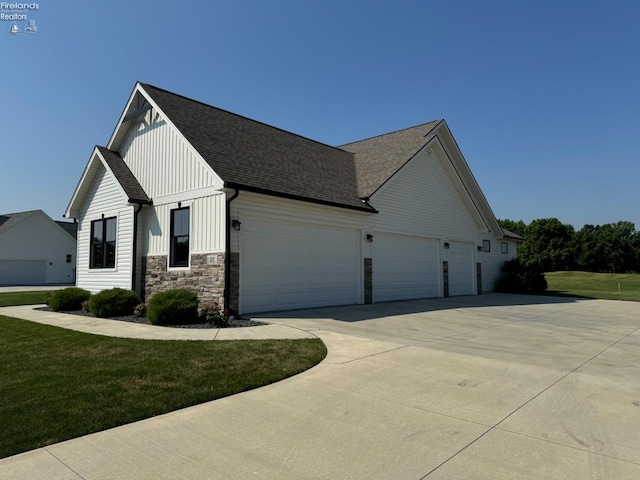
0 316 325 458
545 271 640 302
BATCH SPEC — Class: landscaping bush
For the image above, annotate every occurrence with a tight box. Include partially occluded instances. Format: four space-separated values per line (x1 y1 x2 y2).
495 258 548 294
89 288 140 318
146 289 199 325
49 287 91 312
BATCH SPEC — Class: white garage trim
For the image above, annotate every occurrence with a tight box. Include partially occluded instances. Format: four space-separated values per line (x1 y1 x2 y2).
373 232 440 302
448 241 475 296
239 217 360 313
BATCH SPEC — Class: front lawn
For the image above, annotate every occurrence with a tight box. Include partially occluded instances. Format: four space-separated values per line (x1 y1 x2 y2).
545 271 640 302
0 315 326 459
0 290 52 307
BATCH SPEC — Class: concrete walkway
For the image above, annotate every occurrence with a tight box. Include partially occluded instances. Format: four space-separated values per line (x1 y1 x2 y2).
1 294 640 479
0 305 314 340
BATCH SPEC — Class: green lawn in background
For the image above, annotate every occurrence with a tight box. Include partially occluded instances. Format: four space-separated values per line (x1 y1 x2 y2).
0 291 52 307
545 271 640 302
0 294 326 459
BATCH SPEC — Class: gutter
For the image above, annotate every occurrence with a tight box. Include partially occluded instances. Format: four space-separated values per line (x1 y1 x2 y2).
131 199 152 298
224 188 240 315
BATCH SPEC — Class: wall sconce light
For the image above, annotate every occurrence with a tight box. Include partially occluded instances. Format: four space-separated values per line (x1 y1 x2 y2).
477 245 483 252
366 234 374 243
444 242 450 249
232 219 241 231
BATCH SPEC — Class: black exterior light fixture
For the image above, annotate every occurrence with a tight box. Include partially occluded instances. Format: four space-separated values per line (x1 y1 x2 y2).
477 245 483 252
366 234 374 242
232 219 241 231
444 242 450 249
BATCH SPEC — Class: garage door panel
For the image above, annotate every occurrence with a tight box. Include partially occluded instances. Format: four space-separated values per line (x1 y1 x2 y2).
0 260 46 285
373 233 440 302
241 218 359 313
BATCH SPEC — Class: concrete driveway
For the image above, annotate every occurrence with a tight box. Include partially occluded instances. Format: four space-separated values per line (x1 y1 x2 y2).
2 294 640 479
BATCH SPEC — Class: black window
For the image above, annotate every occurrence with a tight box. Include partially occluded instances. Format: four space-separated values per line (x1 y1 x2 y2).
90 217 116 268
501 242 508 254
482 239 491 252
170 207 190 267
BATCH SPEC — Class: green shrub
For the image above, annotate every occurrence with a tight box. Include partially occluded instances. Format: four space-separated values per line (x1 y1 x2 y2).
49 287 91 312
146 289 199 325
134 303 147 318
495 258 548 294
89 288 140 318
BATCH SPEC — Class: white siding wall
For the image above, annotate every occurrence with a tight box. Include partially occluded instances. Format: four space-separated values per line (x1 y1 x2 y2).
119 109 221 199
143 192 226 257
76 166 134 293
0 212 76 285
368 146 484 252
231 193 370 254
481 237 518 292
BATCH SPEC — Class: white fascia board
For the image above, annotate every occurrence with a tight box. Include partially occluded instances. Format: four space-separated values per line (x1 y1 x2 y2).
107 83 224 189
435 122 504 236
64 147 129 219
64 147 102 219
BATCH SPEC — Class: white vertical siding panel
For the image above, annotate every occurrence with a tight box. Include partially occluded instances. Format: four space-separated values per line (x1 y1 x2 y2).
119 109 220 200
369 148 481 242
76 167 134 293
481 238 517 291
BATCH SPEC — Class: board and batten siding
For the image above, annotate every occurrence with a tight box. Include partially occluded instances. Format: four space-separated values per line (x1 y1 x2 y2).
143 192 226 256
76 166 135 293
367 145 484 245
119 109 221 200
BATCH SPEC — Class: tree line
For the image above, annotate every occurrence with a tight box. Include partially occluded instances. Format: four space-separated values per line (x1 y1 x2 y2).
499 218 640 273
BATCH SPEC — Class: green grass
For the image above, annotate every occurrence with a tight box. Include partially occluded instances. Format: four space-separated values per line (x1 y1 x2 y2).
0 315 326 459
545 271 640 302
0 290 53 307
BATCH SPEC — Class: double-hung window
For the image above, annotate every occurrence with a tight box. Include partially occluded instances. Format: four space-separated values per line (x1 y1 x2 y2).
170 207 190 267
90 217 117 268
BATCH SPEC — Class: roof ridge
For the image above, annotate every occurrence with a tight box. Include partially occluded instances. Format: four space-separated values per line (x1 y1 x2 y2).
340 120 442 147
139 82 351 155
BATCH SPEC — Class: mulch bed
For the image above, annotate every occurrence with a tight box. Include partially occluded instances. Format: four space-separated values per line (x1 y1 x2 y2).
35 307 266 329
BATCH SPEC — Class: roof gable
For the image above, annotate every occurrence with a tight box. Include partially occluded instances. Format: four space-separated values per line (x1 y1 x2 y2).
65 147 150 219
340 121 441 199
133 83 373 212
0 210 39 235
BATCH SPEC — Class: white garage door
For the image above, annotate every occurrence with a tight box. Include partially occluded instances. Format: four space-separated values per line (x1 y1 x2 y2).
240 218 360 313
448 241 475 296
373 233 440 302
0 259 46 285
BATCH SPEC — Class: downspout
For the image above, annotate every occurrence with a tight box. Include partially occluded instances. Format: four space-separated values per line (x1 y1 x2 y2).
224 188 240 315
131 202 145 298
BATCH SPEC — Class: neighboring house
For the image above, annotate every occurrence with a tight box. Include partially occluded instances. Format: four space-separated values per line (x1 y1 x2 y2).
0 210 77 285
65 82 519 315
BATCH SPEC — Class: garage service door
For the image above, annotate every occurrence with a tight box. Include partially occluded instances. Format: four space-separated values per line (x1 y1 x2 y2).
240 218 359 313
448 241 475 296
373 233 440 302
0 259 46 285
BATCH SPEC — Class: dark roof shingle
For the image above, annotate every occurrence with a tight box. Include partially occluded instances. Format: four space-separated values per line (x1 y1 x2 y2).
96 147 150 204
140 84 370 212
340 121 441 198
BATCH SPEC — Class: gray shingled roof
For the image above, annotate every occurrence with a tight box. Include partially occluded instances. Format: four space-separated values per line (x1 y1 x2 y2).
96 147 151 204
140 84 372 212
56 221 78 239
339 121 441 199
0 210 38 235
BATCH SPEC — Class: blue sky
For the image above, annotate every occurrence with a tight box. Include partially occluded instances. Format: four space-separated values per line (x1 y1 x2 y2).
1 0 638 229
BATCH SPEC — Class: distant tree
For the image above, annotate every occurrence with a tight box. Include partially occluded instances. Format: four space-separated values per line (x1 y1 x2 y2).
519 218 574 271
498 219 527 237
572 221 639 273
